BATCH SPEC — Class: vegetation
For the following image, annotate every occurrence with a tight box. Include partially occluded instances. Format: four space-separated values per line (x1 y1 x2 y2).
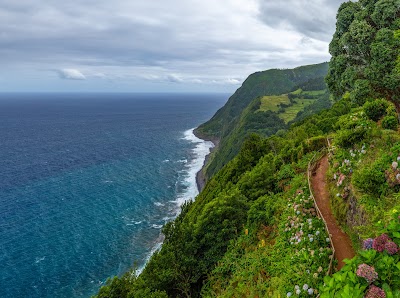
326 0 400 107
195 63 330 178
94 1 400 297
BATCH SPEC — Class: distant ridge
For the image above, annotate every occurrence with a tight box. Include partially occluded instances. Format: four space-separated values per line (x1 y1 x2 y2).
195 62 330 178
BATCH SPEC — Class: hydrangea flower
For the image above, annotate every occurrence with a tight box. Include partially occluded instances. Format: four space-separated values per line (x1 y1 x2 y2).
363 238 374 250
385 241 398 255
356 264 378 283
365 285 386 298
373 234 391 252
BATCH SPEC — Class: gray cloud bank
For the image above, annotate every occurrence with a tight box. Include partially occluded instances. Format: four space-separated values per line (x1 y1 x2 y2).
0 0 344 91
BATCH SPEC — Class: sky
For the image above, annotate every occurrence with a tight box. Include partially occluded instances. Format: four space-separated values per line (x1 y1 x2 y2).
0 0 344 92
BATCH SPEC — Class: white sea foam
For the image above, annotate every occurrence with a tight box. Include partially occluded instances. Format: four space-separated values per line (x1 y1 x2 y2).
136 239 163 275
34 256 46 264
137 128 213 276
174 128 214 207
154 202 165 207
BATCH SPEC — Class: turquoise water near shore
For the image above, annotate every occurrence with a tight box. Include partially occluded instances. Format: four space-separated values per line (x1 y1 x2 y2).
0 93 226 297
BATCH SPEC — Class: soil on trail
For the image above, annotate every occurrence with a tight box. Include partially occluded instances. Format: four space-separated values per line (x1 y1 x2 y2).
311 156 355 270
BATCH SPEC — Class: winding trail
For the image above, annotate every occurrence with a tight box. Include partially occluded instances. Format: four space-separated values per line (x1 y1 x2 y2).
311 156 355 270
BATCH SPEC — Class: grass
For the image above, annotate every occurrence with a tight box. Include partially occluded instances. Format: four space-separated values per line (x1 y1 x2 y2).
259 95 290 112
259 90 325 123
302 90 327 96
279 98 316 123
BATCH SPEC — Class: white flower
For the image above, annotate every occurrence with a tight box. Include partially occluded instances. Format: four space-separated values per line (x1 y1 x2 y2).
308 288 314 295
326 238 330 242
296 289 301 295
316 231 320 235
392 162 398 170
303 284 309 291
309 237 314 242
295 285 299 290
287 292 292 297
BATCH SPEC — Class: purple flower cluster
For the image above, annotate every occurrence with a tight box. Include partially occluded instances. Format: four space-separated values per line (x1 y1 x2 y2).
385 241 399 255
365 285 386 298
364 233 399 255
356 264 378 283
363 238 374 250
373 234 391 252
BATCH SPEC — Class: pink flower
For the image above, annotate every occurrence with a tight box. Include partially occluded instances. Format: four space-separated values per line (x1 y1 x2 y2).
373 234 391 252
365 285 386 298
385 241 398 255
356 264 378 283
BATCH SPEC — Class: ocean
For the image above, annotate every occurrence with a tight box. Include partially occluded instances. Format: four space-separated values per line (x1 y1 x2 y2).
0 93 227 298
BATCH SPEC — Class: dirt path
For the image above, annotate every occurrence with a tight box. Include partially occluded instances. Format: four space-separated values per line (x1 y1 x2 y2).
311 156 355 270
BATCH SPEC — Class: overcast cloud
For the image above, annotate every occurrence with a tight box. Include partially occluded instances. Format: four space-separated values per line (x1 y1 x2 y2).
0 0 344 92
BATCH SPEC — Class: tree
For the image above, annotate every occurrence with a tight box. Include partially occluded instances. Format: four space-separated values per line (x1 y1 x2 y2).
327 0 400 107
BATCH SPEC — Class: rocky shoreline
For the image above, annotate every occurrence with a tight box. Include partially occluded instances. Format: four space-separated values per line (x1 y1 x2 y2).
193 129 219 193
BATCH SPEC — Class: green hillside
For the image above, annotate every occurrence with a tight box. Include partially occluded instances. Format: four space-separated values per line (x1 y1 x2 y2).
196 63 331 179
94 0 400 297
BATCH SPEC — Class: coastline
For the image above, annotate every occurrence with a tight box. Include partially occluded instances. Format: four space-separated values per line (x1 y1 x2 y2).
138 128 217 275
193 128 220 193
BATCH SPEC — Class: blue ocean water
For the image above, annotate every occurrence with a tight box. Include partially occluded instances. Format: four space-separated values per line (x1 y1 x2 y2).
0 93 227 298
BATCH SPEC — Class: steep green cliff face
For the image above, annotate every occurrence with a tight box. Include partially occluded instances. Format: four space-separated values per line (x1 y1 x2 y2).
195 62 330 178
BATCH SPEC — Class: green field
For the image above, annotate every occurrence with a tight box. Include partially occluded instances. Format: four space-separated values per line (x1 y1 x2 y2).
259 92 317 123
280 98 315 123
259 95 290 112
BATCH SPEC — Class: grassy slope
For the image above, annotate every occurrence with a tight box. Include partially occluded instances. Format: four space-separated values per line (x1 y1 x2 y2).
196 63 330 179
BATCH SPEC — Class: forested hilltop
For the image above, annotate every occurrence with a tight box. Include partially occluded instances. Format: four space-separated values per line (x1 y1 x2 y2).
95 0 400 297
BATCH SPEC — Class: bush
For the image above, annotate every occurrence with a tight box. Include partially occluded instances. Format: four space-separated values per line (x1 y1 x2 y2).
382 115 398 130
336 127 370 148
353 164 388 197
386 104 398 118
304 136 327 152
363 99 389 121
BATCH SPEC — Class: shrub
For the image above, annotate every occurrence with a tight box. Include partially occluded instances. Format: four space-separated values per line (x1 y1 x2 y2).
336 127 369 148
382 115 398 130
363 99 388 121
353 164 388 197
386 104 398 118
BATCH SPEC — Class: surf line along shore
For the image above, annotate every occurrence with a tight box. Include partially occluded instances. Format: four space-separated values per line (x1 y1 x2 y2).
193 128 220 193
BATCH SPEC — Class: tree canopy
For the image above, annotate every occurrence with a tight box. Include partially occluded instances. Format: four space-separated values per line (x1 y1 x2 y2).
326 0 400 106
